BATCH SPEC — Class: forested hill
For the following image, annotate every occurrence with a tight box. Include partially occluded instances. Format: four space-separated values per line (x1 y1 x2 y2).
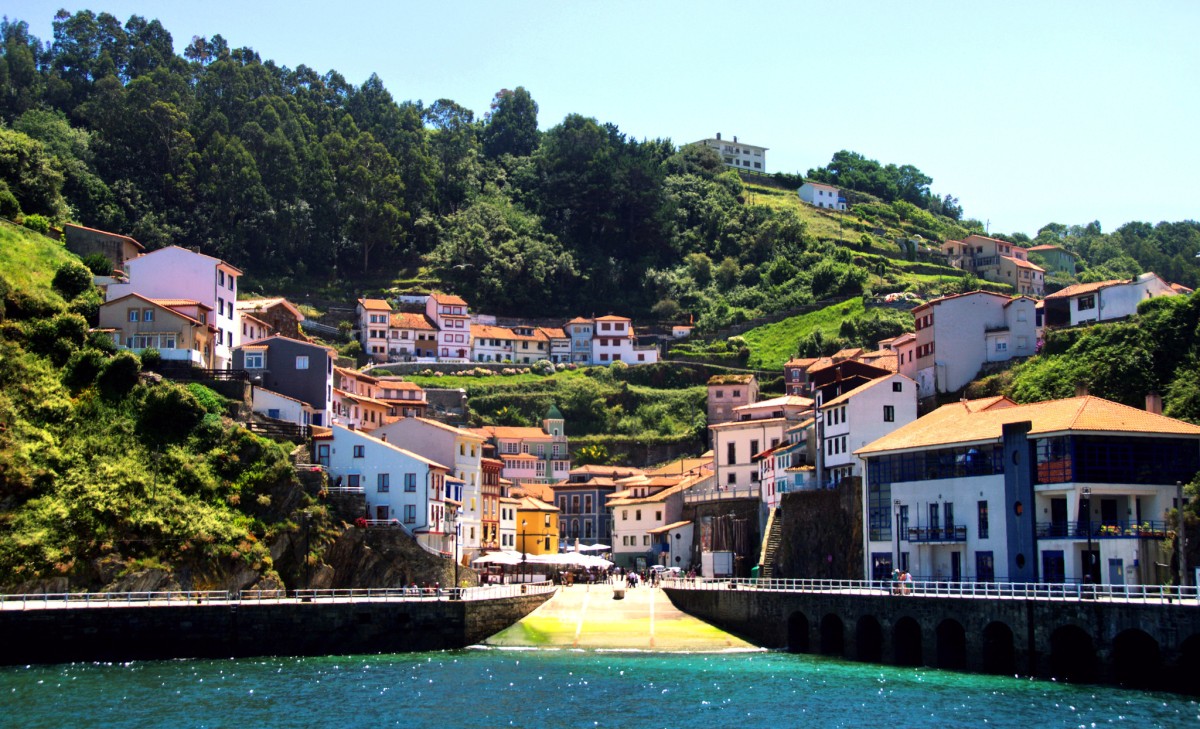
3 11 1199 330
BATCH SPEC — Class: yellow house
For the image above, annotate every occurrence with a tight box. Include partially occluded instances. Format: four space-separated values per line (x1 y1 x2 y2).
515 495 560 555
98 293 214 367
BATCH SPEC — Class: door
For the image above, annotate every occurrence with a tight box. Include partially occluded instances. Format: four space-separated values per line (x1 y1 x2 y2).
1100 498 1118 527
1082 548 1100 584
950 551 962 581
944 502 955 537
1108 558 1125 587
1050 498 1067 536
375 505 388 521
976 551 995 582
316 444 330 468
1042 550 1065 583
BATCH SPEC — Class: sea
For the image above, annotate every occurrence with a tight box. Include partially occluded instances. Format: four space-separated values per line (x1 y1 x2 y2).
1 647 1195 728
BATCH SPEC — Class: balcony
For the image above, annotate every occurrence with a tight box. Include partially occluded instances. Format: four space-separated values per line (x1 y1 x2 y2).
683 484 760 504
906 524 967 543
1036 520 1170 540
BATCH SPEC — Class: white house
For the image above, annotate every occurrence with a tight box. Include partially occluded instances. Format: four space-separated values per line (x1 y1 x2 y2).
106 246 242 368
911 291 1037 398
1042 272 1180 328
711 396 812 491
374 417 486 557
426 293 471 361
856 395 1200 585
499 496 520 551
356 298 392 364
315 425 452 554
608 474 699 569
798 181 847 211
694 133 767 172
251 387 320 426
818 373 918 488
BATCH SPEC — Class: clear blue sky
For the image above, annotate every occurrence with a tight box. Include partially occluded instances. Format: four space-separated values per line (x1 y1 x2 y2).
14 1 1199 237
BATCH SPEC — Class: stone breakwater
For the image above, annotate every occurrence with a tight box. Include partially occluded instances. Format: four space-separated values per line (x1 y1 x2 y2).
0 593 550 665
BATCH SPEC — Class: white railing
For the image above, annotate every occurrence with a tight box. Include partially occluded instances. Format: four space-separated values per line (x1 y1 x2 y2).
662 577 1200 605
0 584 556 610
683 484 761 504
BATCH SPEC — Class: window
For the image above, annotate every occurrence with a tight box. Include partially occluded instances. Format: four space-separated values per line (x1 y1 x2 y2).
727 442 736 464
750 440 759 457
996 339 1008 352
1077 295 1096 311
129 310 139 322
892 381 903 393
733 389 741 398
404 473 417 492
296 355 309 370
884 405 895 422
244 352 264 369
978 500 989 539
377 473 390 492
635 510 641 520
404 505 416 523
347 474 360 488
353 445 365 458
655 511 662 521
585 495 592 513
643 535 650 546
622 509 628 520
727 472 736 485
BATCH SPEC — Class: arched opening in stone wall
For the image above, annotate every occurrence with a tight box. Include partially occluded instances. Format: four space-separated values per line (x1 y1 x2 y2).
787 611 810 653
1176 633 1200 695
936 619 967 670
981 621 1016 675
820 614 845 657
1049 624 1097 684
1111 629 1161 689
856 615 883 662
893 617 923 666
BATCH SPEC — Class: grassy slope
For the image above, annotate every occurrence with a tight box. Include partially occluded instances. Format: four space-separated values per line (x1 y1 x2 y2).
743 298 866 370
0 222 73 295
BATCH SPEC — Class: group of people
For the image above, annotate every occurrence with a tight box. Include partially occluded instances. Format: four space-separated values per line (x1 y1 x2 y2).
891 568 913 595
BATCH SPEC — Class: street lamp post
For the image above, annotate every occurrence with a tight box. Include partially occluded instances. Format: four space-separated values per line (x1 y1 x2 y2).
521 519 527 584
447 509 459 595
894 499 902 575
1178 481 1188 588
1082 487 1093 585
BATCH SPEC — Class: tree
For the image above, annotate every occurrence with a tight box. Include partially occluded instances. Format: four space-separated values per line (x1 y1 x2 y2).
0 128 68 220
52 259 94 300
481 87 539 158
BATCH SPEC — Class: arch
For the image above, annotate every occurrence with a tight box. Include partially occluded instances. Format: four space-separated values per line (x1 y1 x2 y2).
787 611 810 654
1049 624 1096 684
981 621 1016 675
1175 633 1200 695
893 616 923 667
1111 629 1161 689
935 619 967 670
820 614 845 657
855 615 883 663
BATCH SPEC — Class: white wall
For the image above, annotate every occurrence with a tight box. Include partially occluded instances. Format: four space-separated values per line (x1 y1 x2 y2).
252 388 312 425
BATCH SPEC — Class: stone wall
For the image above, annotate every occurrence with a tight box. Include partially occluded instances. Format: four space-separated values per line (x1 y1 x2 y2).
682 499 761 577
774 480 863 580
0 593 551 666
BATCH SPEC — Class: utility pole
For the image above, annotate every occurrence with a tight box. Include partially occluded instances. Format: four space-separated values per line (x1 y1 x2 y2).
1178 481 1188 587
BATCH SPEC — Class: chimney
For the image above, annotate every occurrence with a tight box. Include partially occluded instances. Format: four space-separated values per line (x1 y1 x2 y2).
715 132 721 141
1074 384 1089 398
734 135 738 143
1145 391 1163 415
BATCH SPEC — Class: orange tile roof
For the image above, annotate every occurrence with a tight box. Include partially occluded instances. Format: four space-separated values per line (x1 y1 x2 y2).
1007 256 1045 272
430 292 468 306
64 222 143 249
472 324 517 339
566 317 592 325
538 327 568 339
474 426 552 440
912 290 1012 314
1027 244 1064 252
857 395 1200 456
1043 279 1125 300
390 311 436 329
594 315 632 322
785 357 819 368
358 298 392 311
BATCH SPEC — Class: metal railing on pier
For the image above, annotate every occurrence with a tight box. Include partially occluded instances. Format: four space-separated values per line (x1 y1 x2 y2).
0 583 556 610
661 577 1200 605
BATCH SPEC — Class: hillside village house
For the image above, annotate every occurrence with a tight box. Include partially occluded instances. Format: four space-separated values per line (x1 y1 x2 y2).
1028 244 1078 276
481 457 503 551
591 315 659 364
374 417 486 557
552 465 647 544
908 291 1037 398
332 366 392 431
608 474 700 569
388 311 438 361
236 298 305 341
106 246 242 368
711 395 813 492
356 298 392 363
63 223 143 271
942 234 1045 297
233 335 335 426
239 310 271 344
98 293 214 367
783 357 818 396
315 425 453 554
695 133 767 172
1041 272 1179 329
816 373 918 489
427 293 471 361
798 181 847 211
374 377 428 419
473 406 570 488
707 374 758 425
515 496 560 556
498 495 520 551
566 317 593 363
856 395 1200 585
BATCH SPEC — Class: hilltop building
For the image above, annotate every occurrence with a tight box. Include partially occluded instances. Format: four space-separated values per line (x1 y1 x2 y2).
942 235 1045 297
694 133 767 172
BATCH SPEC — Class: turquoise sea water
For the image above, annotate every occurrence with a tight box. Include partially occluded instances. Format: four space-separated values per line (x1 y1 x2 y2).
2 648 1196 729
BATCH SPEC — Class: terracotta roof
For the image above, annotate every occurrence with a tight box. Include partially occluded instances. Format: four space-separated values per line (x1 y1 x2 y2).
474 426 552 440
148 298 205 308
390 311 436 329
472 324 518 339
569 465 646 477
648 520 693 535
608 475 701 505
538 327 568 340
1043 279 1125 300
856 395 1200 456
64 222 143 249
594 315 632 322
336 366 378 383
707 374 755 385
859 351 898 373
333 388 389 408
388 416 481 439
785 357 819 368
645 456 712 476
236 297 304 320
430 292 468 306
820 374 911 409
912 290 1013 314
502 453 540 461
1007 256 1045 272
1028 244 1064 252
377 379 424 391
566 317 592 325
102 293 208 328
514 494 558 511
358 298 392 311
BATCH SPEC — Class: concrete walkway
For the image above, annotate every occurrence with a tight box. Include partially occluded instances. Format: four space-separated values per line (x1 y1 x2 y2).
484 582 759 651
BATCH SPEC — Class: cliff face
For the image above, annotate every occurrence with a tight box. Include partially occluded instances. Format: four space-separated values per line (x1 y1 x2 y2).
320 527 478 589
774 479 863 580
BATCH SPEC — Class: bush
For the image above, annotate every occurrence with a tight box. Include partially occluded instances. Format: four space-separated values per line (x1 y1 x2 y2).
140 347 162 369
51 259 93 300
62 348 107 391
21 214 51 235
532 359 555 375
138 383 207 443
81 253 113 275
0 182 19 219
97 350 141 400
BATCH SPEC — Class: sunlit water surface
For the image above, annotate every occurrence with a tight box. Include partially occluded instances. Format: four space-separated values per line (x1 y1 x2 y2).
2 647 1196 728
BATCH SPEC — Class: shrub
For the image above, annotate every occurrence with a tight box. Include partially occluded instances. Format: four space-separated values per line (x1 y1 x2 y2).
63 347 107 391
51 259 94 300
97 350 141 400
532 359 555 375
140 347 162 369
0 182 20 219
21 214 51 235
138 383 207 443
81 253 113 275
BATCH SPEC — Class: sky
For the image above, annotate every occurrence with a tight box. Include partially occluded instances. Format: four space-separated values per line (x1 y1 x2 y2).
12 1 1199 237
